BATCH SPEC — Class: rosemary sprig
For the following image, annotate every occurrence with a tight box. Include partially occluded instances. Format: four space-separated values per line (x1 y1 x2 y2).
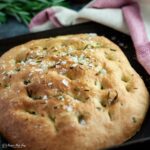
0 0 69 25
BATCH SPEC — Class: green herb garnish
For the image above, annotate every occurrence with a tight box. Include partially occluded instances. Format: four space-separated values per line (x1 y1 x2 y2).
15 68 21 72
24 79 31 85
32 95 43 100
4 83 10 88
36 60 42 63
83 45 89 50
0 0 69 25
110 48 117 51
132 117 137 123
95 80 97 85
74 87 80 92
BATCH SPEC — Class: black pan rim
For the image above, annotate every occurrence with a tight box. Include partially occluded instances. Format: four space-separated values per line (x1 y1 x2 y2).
0 21 150 150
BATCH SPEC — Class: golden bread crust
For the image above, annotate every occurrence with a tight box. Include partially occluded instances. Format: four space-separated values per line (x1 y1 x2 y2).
0 34 149 150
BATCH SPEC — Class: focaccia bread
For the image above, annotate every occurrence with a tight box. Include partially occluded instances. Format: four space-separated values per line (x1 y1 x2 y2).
0 34 149 150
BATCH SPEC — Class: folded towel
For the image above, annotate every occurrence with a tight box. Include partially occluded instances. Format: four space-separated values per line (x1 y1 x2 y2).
29 0 150 75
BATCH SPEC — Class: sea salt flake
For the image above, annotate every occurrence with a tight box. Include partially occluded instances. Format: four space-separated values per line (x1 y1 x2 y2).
47 61 56 68
80 119 86 125
60 68 67 75
35 68 43 72
58 95 65 101
43 95 48 100
71 56 78 63
40 62 49 71
71 64 78 68
64 105 73 112
68 46 74 52
56 65 61 69
62 79 69 87
101 69 107 75
61 61 67 65
74 99 80 103
26 59 37 65
48 82 53 87
88 33 97 36
88 63 93 67
20 61 26 66
7 70 16 75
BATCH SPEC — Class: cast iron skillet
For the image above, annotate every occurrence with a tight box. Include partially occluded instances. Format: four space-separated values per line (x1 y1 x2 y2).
0 22 150 150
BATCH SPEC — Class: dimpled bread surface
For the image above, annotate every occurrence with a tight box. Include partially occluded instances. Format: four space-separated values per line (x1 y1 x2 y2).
0 34 149 150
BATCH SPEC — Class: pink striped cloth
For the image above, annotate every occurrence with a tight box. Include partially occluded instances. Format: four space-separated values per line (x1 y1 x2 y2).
29 0 150 75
